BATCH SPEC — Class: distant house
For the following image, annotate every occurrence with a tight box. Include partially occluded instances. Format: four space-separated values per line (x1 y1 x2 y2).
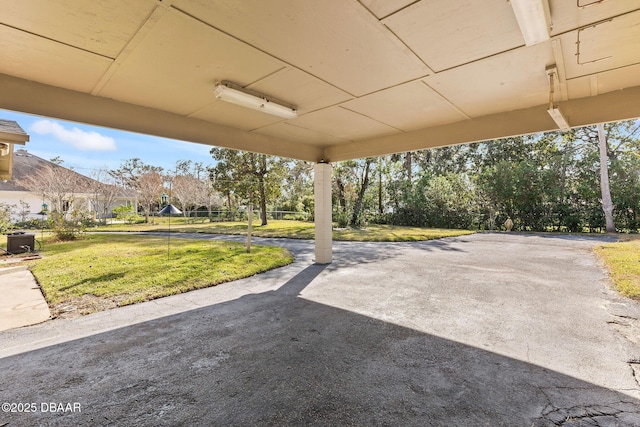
0 149 137 222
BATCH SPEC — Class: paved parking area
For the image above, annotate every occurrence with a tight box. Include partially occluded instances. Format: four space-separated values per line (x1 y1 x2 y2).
1 233 639 426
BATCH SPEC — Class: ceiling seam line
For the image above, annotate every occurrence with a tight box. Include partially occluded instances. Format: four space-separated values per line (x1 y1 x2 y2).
91 4 171 95
336 75 430 100
337 106 404 133
548 7 640 39
564 60 640 82
169 5 360 99
244 67 288 88
253 121 351 143
398 10 640 76
0 23 115 60
419 81 472 120
382 24 435 73
377 0 422 21
432 44 526 75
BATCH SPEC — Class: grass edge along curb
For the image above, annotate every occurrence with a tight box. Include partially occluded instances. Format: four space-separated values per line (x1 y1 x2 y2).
28 234 293 317
594 238 640 300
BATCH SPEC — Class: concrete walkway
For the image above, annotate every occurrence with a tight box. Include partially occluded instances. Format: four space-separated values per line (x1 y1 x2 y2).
0 233 639 426
0 265 50 332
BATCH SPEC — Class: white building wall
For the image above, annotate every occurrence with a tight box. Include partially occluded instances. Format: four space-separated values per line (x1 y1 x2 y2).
0 190 134 222
0 191 46 221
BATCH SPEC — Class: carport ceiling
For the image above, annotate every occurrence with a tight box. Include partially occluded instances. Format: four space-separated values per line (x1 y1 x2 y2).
1 0 639 162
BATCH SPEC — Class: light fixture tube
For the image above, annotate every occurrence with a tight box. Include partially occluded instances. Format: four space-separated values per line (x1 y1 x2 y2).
214 82 297 119
510 0 551 46
547 106 570 132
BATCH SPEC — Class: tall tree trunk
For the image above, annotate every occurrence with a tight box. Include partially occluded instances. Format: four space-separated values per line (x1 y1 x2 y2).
336 177 347 213
597 123 616 233
378 159 383 214
404 152 413 186
258 155 268 226
350 159 372 226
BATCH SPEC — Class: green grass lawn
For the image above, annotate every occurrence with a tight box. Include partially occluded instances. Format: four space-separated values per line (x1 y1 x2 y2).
0 221 471 317
26 234 293 317
594 237 640 299
92 219 474 241
4 221 639 317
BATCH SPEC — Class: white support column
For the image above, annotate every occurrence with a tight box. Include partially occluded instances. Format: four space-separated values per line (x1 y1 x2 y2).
314 162 332 264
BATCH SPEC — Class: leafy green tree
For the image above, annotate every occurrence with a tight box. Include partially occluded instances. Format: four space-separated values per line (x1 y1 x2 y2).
332 158 376 227
279 160 314 216
423 173 479 229
210 148 286 226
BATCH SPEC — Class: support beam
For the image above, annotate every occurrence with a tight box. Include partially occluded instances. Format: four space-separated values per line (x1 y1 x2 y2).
0 73 323 163
314 163 332 264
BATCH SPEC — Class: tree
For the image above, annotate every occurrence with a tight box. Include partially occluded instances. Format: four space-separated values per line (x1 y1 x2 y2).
89 168 124 223
210 148 286 226
19 163 84 215
17 199 30 223
195 176 222 221
170 160 220 222
173 175 200 220
279 160 314 215
18 163 88 240
49 156 64 165
136 171 163 223
350 158 374 227
332 158 376 227
110 159 163 223
0 202 14 233
597 124 616 232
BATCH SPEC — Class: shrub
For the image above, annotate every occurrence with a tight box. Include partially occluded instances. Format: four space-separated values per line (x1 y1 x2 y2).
113 205 140 224
0 202 14 234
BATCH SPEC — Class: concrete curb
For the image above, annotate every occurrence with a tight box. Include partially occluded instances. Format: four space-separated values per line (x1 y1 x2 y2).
0 265 29 276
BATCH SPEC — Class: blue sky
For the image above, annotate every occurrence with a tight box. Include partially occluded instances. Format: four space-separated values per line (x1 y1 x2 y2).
1 108 215 174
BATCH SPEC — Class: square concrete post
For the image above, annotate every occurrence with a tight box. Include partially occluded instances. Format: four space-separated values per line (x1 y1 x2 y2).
314 162 332 264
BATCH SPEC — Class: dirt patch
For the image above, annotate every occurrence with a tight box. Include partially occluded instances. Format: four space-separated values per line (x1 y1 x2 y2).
51 294 131 319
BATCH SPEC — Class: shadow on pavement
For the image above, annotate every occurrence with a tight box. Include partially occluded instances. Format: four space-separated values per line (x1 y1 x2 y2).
1 265 639 426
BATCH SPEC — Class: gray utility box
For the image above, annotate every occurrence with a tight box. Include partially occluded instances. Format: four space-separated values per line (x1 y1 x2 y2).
6 233 35 254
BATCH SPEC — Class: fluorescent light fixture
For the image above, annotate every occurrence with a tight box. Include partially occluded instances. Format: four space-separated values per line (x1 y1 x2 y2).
547 106 570 131
214 81 297 119
545 64 570 131
510 0 551 46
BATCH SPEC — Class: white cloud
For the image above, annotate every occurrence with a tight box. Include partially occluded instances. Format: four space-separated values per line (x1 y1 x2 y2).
30 120 117 151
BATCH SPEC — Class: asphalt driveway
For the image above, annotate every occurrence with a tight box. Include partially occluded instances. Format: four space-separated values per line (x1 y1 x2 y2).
1 233 639 426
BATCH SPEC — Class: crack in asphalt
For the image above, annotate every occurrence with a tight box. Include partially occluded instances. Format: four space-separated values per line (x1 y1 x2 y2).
537 402 637 426
628 360 640 389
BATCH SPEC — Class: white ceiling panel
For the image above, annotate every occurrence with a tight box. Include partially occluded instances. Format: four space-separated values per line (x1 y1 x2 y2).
424 44 554 117
189 101 285 132
566 77 592 100
247 68 352 115
291 106 398 141
558 11 640 80
0 0 156 58
342 80 469 131
595 63 640 95
0 25 112 92
172 0 430 96
549 0 640 35
1 0 640 162
383 0 525 72
568 63 640 99
98 9 285 116
359 0 418 20
254 122 349 147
